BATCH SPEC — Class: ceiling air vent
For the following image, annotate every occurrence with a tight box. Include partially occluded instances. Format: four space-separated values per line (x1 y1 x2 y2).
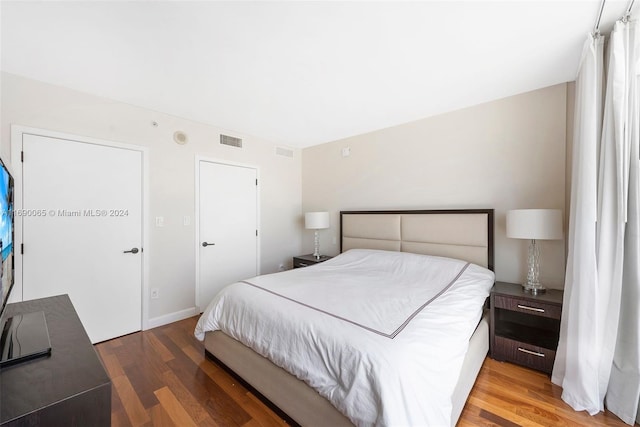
220 134 242 148
275 146 294 158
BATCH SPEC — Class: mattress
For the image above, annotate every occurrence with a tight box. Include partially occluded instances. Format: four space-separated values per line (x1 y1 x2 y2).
195 249 495 426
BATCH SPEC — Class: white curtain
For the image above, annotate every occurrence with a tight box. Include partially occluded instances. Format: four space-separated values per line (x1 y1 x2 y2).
552 19 640 426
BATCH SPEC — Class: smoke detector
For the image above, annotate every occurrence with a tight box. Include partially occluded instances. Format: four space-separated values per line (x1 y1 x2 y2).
173 131 188 145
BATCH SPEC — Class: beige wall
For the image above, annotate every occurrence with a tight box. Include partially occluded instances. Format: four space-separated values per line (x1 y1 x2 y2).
1 72 302 323
302 84 567 288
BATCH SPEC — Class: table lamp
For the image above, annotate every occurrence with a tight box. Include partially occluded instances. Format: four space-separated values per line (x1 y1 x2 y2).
506 209 563 295
305 212 330 259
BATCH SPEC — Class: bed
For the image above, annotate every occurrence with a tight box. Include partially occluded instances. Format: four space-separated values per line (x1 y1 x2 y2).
195 209 495 426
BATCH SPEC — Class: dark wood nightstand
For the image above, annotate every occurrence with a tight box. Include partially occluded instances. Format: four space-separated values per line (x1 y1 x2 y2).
490 281 563 374
293 254 333 268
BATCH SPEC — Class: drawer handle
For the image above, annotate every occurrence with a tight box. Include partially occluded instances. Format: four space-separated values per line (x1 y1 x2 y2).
518 347 545 357
298 263 309 267
517 304 545 313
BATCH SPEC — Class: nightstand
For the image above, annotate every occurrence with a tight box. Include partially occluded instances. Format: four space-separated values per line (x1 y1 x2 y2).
490 281 563 374
293 254 333 268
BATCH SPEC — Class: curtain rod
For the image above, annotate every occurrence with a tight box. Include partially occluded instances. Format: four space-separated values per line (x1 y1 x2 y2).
593 0 636 35
623 0 635 21
593 0 606 36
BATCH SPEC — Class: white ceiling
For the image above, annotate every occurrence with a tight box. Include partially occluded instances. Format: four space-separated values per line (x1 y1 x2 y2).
0 1 635 148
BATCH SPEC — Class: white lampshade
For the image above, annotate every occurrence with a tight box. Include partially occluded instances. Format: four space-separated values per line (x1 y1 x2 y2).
305 212 330 230
506 209 563 240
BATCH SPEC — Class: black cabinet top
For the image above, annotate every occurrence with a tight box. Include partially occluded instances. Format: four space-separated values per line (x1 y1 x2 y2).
492 281 564 305
0 294 111 424
294 254 332 263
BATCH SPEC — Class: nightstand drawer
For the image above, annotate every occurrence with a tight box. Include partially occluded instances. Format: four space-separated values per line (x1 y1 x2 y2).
494 295 562 320
494 336 556 374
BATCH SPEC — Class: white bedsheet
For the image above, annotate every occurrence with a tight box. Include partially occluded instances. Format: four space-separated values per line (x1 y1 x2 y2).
195 249 495 426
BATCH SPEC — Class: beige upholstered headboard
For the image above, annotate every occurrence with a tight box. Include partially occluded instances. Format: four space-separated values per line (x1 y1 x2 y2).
340 209 494 270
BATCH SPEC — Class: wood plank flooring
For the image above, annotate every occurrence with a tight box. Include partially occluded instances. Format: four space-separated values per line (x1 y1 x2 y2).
96 316 633 427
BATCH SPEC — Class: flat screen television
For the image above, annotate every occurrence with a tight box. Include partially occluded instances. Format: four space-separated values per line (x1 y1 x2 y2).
0 157 15 322
0 156 51 367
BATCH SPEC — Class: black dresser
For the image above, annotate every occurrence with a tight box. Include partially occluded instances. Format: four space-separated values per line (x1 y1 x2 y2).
0 294 111 426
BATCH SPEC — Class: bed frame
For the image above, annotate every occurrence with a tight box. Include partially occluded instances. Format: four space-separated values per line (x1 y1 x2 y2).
204 209 494 426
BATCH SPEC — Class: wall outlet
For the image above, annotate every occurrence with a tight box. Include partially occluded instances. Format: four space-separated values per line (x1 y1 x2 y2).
279 263 285 271
151 288 159 299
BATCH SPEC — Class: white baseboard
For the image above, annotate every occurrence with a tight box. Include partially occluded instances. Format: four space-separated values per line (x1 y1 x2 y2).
146 306 199 330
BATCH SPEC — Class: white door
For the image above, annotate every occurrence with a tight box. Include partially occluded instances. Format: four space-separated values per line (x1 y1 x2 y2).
198 161 258 310
21 134 143 343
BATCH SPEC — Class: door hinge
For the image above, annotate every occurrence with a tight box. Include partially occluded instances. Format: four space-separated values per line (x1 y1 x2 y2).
255 179 258 186
256 229 258 236
20 243 24 254
21 151 24 162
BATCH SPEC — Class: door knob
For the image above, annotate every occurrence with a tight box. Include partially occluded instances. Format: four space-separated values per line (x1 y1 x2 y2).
202 242 215 247
124 248 139 254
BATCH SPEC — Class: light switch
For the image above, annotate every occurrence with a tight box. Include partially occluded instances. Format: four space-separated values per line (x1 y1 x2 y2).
155 216 164 227
183 216 191 226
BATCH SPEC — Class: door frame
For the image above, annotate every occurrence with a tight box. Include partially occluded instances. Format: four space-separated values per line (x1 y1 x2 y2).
10 125 151 330
194 156 260 311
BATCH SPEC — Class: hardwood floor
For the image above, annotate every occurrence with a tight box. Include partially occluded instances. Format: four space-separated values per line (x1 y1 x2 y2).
96 316 632 427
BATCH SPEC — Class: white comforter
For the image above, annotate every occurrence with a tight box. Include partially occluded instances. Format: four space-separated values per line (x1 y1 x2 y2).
195 249 494 426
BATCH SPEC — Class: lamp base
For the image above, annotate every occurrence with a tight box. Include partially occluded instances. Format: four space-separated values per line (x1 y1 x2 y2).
523 284 546 295
313 230 321 260
523 239 546 295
